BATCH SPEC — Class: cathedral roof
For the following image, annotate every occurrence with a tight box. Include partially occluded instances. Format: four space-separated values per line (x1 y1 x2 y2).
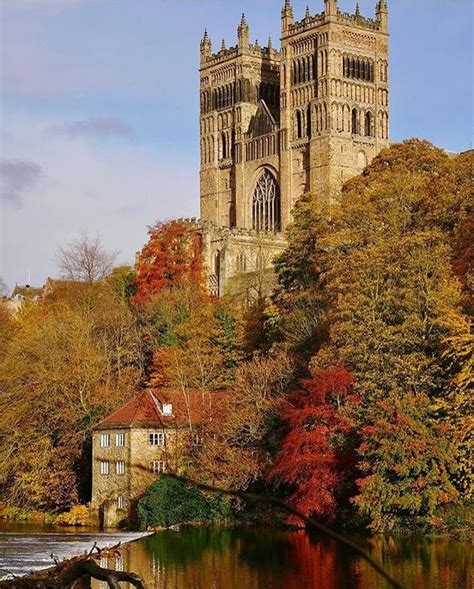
247 100 279 138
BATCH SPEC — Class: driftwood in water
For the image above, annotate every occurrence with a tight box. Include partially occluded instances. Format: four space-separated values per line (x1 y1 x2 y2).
0 543 145 589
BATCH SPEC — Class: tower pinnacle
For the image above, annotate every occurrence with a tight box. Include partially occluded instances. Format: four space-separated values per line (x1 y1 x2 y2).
200 29 212 63
281 0 294 32
376 0 388 31
238 12 250 48
324 0 338 16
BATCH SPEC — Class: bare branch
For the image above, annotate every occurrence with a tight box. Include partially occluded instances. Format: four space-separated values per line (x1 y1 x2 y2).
0 543 143 589
56 233 119 283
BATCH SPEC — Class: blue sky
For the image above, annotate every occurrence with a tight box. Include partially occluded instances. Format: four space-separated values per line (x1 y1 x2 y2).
1 0 473 291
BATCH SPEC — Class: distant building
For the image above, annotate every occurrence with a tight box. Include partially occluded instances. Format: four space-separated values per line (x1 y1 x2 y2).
91 388 227 528
3 284 44 314
197 0 390 296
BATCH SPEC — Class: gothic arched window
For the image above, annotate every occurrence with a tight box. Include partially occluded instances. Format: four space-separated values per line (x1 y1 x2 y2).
220 132 228 159
236 252 247 273
365 111 373 137
252 169 281 233
351 108 358 134
295 110 303 139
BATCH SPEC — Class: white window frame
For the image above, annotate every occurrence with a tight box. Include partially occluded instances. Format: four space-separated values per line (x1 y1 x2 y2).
117 496 125 510
100 434 110 448
150 460 166 474
100 461 109 475
149 432 165 446
116 461 125 475
116 433 125 447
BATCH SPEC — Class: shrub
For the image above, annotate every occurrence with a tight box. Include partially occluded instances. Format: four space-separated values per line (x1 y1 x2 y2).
138 476 228 530
55 504 98 527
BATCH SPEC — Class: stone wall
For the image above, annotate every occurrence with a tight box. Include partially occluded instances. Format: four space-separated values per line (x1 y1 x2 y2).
92 425 190 528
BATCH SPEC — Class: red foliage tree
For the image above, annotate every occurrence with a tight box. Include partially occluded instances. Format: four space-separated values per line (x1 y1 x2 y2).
134 220 205 302
270 368 359 522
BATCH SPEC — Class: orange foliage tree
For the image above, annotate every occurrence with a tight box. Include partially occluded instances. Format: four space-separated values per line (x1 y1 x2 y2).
269 368 359 522
134 220 205 302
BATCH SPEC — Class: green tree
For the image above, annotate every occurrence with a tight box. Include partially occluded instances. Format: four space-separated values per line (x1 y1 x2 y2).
137 476 229 529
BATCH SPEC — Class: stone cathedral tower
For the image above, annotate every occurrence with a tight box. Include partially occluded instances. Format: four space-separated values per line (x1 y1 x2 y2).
197 0 389 297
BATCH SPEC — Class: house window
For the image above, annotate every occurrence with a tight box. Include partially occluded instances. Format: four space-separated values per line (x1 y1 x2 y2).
149 432 165 446
116 433 125 447
117 496 125 510
116 461 125 475
100 434 110 448
150 461 166 474
100 461 109 475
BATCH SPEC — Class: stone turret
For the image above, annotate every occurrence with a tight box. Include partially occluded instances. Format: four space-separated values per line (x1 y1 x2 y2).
376 0 388 32
200 29 212 64
324 0 338 16
238 13 249 49
281 0 294 32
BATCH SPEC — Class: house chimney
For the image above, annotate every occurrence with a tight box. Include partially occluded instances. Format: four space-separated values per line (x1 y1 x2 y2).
162 403 173 416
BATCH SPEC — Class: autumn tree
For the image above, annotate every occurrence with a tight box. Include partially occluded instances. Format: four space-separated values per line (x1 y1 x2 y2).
134 220 204 302
196 351 294 490
57 233 119 283
274 140 472 531
0 281 143 510
271 192 331 361
0 303 14 357
269 368 358 523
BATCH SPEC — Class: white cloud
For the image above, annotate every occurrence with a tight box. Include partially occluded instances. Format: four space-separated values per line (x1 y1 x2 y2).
50 118 135 140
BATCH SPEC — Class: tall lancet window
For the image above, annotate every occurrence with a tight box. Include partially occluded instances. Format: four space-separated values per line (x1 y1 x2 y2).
252 169 281 233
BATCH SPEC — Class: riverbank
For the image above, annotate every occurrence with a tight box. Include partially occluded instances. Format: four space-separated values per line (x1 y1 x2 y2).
0 504 98 528
2 501 472 543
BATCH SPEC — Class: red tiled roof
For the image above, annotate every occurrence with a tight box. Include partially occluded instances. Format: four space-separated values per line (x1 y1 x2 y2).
98 389 230 429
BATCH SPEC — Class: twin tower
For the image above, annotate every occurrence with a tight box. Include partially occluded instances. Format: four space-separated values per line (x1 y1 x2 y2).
198 0 390 296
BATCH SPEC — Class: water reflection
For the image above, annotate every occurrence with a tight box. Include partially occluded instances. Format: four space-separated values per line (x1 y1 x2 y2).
94 527 472 589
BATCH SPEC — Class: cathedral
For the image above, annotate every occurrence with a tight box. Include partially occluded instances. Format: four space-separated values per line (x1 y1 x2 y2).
196 0 390 297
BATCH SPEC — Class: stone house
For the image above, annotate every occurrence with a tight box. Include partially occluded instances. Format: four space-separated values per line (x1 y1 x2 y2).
91 388 227 528
3 284 44 315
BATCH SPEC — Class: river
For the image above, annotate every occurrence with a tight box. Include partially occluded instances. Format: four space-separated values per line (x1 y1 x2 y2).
0 523 472 588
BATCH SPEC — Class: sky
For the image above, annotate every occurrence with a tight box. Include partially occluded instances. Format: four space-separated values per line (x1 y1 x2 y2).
0 0 473 292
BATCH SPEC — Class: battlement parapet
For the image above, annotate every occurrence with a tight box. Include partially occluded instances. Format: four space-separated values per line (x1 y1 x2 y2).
180 217 286 243
288 12 325 35
286 9 380 37
202 44 280 68
336 11 379 31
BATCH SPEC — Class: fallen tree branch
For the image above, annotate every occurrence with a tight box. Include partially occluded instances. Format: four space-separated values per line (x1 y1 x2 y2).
0 543 144 589
166 473 403 589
